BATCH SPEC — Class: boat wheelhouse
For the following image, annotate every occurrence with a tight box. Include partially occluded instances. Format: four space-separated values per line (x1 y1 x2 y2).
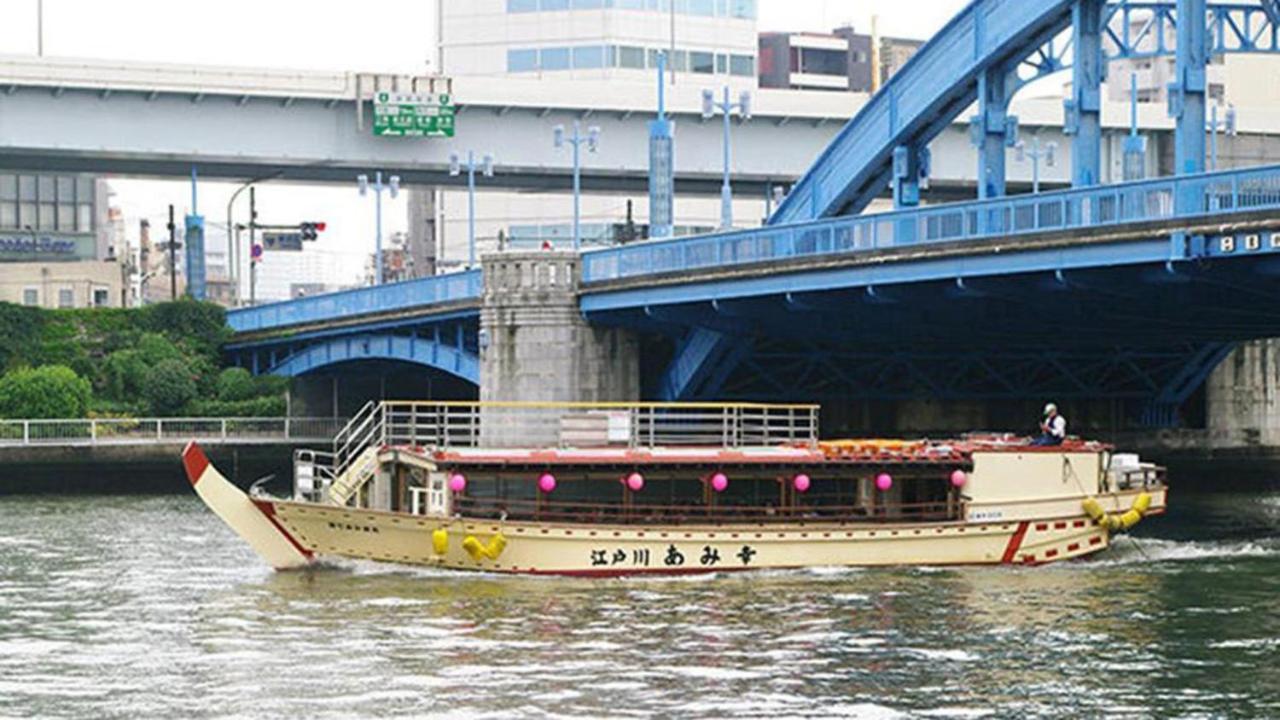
183 401 1166 575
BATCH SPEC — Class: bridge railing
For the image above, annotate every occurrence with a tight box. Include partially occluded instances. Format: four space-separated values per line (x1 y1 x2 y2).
582 164 1280 283
226 269 482 333
0 417 346 447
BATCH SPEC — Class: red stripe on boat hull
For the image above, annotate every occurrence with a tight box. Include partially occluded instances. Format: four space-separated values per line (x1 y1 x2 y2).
1001 521 1030 564
251 500 315 560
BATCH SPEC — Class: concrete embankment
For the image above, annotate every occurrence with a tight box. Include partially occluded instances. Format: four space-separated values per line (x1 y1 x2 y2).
0 443 321 494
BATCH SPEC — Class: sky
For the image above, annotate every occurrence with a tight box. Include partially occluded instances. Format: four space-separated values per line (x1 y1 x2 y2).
0 0 971 285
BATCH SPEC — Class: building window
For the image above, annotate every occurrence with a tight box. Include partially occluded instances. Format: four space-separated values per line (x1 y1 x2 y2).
58 288 74 309
728 0 756 18
572 45 606 69
570 0 606 7
77 204 93 232
688 0 715 16
93 288 110 308
508 49 538 72
730 54 755 77
716 54 728 74
541 0 570 9
690 51 715 74
22 288 38 306
507 0 538 10
618 46 645 69
540 47 571 71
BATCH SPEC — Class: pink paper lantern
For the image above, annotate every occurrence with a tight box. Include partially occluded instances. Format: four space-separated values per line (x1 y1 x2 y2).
950 469 967 488
875 473 893 492
447 473 467 493
710 472 729 493
793 473 811 493
626 472 645 492
538 473 557 494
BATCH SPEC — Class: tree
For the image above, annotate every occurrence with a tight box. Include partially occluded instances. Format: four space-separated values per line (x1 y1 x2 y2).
142 359 197 416
215 367 256 402
142 300 230 360
0 365 92 419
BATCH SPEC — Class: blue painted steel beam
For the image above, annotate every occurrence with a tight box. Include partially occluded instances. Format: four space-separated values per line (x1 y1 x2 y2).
226 269 481 334
972 65 1017 199
266 333 480 384
1174 0 1209 177
769 0 1076 224
580 238 1177 313
1069 0 1106 187
225 309 479 350
654 327 749 401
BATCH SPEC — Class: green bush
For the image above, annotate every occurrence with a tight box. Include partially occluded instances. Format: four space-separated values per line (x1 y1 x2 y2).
0 303 45 370
0 365 92 419
142 359 197 416
215 367 256 402
141 300 230 360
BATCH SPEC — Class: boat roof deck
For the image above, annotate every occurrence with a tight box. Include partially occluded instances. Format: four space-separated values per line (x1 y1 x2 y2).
386 437 1109 469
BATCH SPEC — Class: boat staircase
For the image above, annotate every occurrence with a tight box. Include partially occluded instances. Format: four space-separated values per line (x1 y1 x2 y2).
303 401 389 507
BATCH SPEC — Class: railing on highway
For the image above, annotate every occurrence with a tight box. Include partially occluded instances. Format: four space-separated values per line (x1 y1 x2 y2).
582 164 1280 283
0 417 347 447
226 269 482 333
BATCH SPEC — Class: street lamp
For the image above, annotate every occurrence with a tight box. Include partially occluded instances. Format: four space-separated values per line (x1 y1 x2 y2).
553 120 600 251
449 150 495 268
1207 103 1238 171
357 171 400 285
1015 136 1058 194
702 86 752 230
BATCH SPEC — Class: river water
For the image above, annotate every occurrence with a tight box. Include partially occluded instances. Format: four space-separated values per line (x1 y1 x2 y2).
1 490 1277 719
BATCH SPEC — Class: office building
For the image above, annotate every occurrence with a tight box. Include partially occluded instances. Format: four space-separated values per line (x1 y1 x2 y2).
0 172 123 308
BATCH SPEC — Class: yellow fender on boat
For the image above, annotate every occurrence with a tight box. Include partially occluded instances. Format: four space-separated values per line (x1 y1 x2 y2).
462 532 508 561
1083 493 1152 532
432 528 449 556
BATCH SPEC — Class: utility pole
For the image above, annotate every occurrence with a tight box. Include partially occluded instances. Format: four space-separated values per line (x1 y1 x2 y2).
166 204 176 300
36 0 43 57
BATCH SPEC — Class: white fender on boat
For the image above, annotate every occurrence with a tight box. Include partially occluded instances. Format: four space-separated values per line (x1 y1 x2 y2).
182 442 314 571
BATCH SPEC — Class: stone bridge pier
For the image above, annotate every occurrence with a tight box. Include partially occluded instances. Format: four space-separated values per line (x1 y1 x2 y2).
479 250 638 445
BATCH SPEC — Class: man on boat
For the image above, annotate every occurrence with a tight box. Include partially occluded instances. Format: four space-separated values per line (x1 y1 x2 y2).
1032 403 1067 446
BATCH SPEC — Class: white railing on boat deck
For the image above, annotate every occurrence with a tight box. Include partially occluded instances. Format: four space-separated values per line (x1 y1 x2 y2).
376 401 821 450
0 417 346 447
307 401 820 505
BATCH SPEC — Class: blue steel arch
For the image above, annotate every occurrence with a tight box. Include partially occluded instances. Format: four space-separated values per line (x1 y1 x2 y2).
770 0 1280 225
268 333 480 385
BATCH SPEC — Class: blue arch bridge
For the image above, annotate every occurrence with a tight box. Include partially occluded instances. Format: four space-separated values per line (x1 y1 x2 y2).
226 0 1280 437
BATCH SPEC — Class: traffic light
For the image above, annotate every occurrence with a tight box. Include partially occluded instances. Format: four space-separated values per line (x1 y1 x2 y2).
299 221 327 241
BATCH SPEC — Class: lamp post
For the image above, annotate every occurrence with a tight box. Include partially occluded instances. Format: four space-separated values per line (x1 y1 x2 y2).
702 86 752 230
357 171 400 285
553 121 600 251
1207 103 1238 171
449 151 495 268
1015 135 1058 194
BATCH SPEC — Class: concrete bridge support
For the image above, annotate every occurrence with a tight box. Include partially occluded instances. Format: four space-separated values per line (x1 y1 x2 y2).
479 250 638 445
1206 340 1280 446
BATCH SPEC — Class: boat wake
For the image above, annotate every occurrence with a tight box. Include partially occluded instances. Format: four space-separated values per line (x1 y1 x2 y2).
1092 535 1280 566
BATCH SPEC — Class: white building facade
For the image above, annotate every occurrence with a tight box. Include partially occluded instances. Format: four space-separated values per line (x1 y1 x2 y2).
427 0 766 267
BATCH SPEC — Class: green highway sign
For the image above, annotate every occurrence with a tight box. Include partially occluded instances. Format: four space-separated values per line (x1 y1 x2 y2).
372 91 456 138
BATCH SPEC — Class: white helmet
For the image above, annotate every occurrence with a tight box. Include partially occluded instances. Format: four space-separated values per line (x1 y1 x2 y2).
1044 403 1058 416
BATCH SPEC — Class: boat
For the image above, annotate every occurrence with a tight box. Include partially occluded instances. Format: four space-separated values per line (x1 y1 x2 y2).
183 401 1167 575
